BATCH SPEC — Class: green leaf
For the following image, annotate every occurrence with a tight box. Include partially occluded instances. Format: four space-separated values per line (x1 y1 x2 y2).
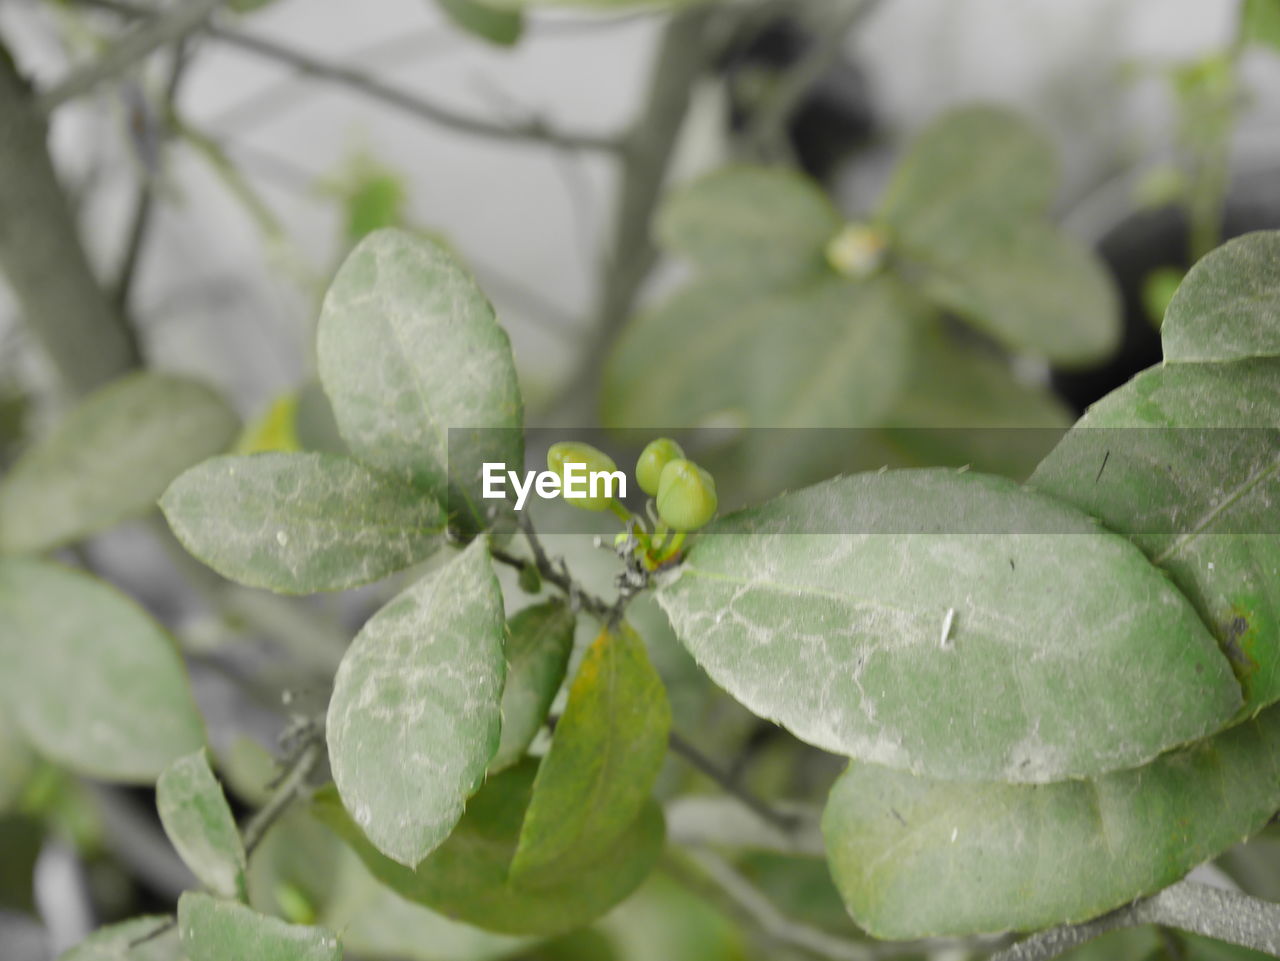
879 106 1056 248
314 759 665 936
0 815 41 914
161 452 444 594
656 469 1240 783
656 166 841 288
0 708 34 815
0 559 204 782
1242 0 1280 52
58 916 183 961
0 372 238 554
316 229 523 532
178 891 341 961
911 220 1121 365
510 622 671 884
156 750 247 901
822 703 1280 939
490 600 575 773
326 539 506 866
437 0 524 45
1161 231 1280 363
1029 359 1280 713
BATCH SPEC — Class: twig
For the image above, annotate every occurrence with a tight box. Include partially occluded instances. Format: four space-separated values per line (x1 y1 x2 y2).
241 738 322 857
991 880 1280 961
72 0 622 153
490 515 614 621
37 0 224 113
667 729 801 835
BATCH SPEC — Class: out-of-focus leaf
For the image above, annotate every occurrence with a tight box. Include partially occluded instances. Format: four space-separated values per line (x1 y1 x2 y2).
0 559 204 782
490 601 575 773
157 750 247 901
57 916 183 960
0 815 41 914
1243 0 1280 53
0 372 238 554
657 469 1240 783
437 0 524 46
162 452 444 594
178 891 342 961
326 540 505 866
235 394 301 454
0 708 34 814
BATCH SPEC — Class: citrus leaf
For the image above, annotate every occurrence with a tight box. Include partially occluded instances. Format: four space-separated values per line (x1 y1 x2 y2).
823 703 1280 938
1161 231 1280 363
314 759 665 936
316 229 523 532
656 469 1240 783
57 916 182 960
1243 0 1280 51
437 0 524 45
656 166 841 288
157 750 247 901
0 559 204 782
1029 359 1280 713
510 623 670 884
161 452 444 594
490 600 575 773
0 372 238 554
326 539 505 866
178 891 342 961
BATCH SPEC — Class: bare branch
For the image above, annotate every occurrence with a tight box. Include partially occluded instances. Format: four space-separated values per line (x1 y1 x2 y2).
667 729 803 836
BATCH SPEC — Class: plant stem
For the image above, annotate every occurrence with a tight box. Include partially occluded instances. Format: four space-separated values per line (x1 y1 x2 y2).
667 729 799 834
490 515 615 621
241 739 322 857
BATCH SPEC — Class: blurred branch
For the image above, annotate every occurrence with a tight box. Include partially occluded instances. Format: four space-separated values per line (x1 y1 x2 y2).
992 881 1280 961
73 0 623 153
37 0 224 113
0 44 140 392
241 737 322 856
667 730 803 835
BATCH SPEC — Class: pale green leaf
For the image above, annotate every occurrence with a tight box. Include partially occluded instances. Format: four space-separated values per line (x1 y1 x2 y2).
314 758 665 936
58 916 183 961
510 622 670 884
656 469 1240 783
656 166 841 288
178 891 341 961
0 372 238 554
490 600 575 773
316 229 522 532
823 703 1280 938
437 0 524 45
157 750 247 901
1243 0 1280 53
161 452 444 594
0 559 204 782
0 708 34 815
1161 231 1280 363
879 106 1056 248
1029 359 1280 714
326 539 505 866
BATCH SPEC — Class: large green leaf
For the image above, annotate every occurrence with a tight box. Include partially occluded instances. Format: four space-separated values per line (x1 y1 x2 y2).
0 372 238 554
1243 0 1280 52
822 702 1280 939
1161 231 1280 363
178 891 341 961
326 539 505 866
161 452 444 594
656 166 840 288
314 759 665 936
490 600 575 773
879 106 1056 249
510 623 670 884
316 229 523 531
911 220 1121 365
656 469 1240 783
157 750 247 901
0 559 204 782
58 916 183 961
1029 359 1280 713
437 0 524 45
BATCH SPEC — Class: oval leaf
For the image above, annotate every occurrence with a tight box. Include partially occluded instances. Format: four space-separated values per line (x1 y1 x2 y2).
0 559 205 782
326 539 505 866
1162 231 1280 363
656 469 1240 783
314 759 665 936
509 622 671 885
161 452 444 594
316 229 523 532
178 891 341 961
0 372 238 554
656 166 841 288
157 750 247 901
490 600 575 773
823 703 1280 938
437 0 524 45
58 916 182 961
1030 359 1280 713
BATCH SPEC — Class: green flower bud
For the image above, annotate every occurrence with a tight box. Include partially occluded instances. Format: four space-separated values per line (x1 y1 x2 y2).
546 441 620 512
635 437 686 497
518 562 542 594
656 459 718 532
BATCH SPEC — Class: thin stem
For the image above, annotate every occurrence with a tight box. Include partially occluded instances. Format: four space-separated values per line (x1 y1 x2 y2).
667 730 799 834
490 516 615 621
241 739 322 857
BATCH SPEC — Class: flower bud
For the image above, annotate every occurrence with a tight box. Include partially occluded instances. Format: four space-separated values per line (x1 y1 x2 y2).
635 437 686 497
546 441 619 512
825 222 887 279
656 459 717 532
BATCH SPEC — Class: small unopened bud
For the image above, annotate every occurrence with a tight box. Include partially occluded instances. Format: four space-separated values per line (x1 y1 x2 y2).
635 437 685 497
656 459 718 532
